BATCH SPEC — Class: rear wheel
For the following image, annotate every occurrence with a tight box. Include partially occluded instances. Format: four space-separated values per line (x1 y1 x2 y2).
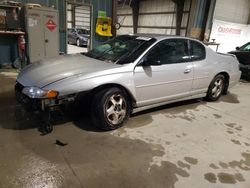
91 87 131 130
206 74 225 101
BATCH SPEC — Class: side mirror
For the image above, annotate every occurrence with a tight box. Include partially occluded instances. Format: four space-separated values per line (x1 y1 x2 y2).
236 47 240 50
141 58 162 66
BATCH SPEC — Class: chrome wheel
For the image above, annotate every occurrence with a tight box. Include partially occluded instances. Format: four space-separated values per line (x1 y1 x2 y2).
105 94 126 125
211 77 224 98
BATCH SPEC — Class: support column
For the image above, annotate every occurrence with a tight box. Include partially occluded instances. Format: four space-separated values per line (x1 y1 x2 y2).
112 0 117 37
131 0 140 34
200 0 211 41
204 0 216 41
187 0 214 40
173 0 185 35
90 0 112 48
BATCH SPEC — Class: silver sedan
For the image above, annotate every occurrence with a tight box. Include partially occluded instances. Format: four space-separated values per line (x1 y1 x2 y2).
16 34 241 130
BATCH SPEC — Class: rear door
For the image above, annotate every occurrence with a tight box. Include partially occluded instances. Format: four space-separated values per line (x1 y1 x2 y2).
134 38 194 106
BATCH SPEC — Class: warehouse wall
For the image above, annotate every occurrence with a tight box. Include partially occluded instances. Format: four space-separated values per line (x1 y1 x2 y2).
116 4 133 34
213 0 250 24
117 0 191 36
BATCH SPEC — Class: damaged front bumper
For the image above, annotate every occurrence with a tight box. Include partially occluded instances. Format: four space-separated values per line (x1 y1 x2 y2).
15 82 76 112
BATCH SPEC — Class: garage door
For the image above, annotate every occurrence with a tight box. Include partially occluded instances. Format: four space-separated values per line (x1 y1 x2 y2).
75 5 91 29
67 3 91 30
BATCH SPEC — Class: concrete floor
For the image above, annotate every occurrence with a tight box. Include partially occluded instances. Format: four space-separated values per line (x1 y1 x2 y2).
0 71 250 188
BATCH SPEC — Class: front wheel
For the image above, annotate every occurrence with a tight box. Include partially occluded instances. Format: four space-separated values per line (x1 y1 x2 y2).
91 87 131 130
206 74 225 101
76 39 80 47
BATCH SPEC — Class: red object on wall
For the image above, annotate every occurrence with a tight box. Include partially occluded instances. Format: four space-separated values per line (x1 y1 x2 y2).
46 19 56 31
18 35 25 50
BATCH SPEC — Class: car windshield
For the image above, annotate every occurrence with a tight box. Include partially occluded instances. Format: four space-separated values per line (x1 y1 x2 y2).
239 42 250 51
84 35 156 64
77 29 89 35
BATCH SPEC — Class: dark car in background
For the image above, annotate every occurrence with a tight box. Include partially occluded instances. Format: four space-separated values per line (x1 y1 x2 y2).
229 42 250 79
68 28 90 47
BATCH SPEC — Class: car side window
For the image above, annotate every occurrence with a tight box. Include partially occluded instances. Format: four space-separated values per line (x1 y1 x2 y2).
146 39 189 65
190 40 206 61
242 43 250 51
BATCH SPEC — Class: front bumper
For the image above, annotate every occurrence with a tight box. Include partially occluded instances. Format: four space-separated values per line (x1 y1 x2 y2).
15 82 76 112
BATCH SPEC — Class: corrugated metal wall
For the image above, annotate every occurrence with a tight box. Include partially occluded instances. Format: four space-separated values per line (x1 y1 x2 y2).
117 0 191 36
116 4 133 34
213 0 250 24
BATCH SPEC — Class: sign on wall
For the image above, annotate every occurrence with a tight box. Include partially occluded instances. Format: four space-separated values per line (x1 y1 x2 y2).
210 19 250 53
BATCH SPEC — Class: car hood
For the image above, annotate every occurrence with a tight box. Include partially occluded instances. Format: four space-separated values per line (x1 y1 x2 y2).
17 54 121 88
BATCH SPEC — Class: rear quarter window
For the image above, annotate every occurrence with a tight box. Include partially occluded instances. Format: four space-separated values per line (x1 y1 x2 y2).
190 40 206 61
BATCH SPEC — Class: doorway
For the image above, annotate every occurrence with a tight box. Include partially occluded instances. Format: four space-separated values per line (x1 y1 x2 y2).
66 1 92 54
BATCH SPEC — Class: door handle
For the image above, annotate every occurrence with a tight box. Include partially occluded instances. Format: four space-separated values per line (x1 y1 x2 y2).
184 69 191 74
45 39 49 43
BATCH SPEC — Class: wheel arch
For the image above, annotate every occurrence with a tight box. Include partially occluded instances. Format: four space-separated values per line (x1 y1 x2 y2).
215 71 230 94
91 83 137 107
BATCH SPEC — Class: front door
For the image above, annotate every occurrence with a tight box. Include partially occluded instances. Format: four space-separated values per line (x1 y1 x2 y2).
134 39 194 107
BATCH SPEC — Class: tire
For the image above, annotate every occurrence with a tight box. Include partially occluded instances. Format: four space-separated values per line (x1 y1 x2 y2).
206 74 225 101
91 87 131 130
76 39 80 47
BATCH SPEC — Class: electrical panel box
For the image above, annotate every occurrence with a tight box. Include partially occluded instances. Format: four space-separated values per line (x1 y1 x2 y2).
24 6 59 63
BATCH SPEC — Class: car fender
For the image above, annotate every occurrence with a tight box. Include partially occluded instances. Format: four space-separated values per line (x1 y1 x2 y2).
43 71 137 101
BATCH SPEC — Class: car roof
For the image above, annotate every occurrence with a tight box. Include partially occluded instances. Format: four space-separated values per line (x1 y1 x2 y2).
128 33 201 42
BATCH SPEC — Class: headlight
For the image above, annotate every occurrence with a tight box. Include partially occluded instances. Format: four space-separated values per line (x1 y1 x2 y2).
22 87 58 99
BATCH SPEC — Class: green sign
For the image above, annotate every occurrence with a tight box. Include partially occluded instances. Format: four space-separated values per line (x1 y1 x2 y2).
98 10 106 17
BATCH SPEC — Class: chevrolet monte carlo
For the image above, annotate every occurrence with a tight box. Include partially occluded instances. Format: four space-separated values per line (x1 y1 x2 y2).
15 34 241 130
